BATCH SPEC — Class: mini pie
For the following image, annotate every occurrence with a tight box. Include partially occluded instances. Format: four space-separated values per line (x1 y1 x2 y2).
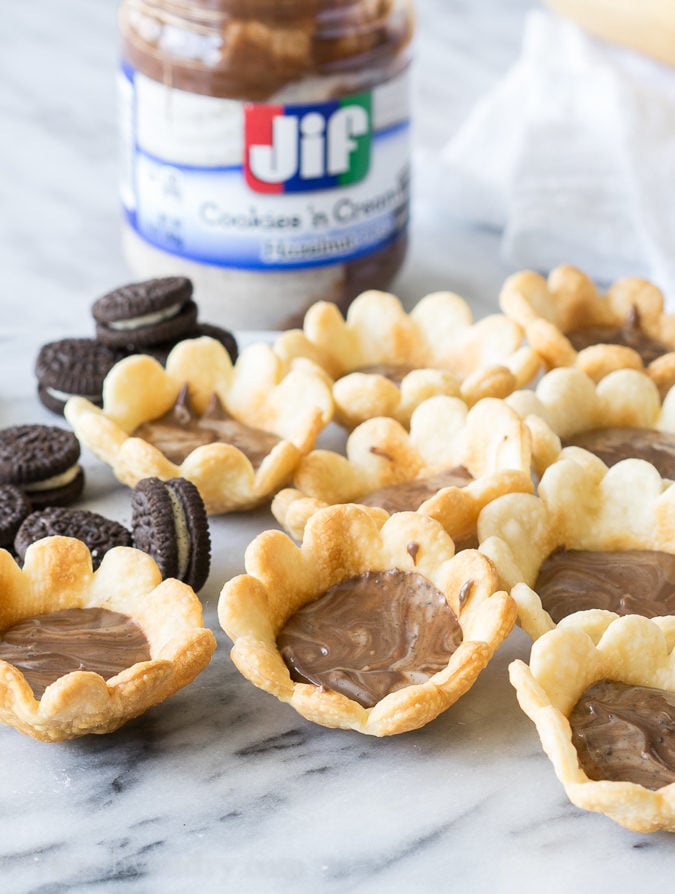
500 264 675 395
506 366 675 476
274 289 541 429
272 395 534 545
478 455 675 641
510 612 675 833
0 535 216 741
218 504 516 736
65 336 334 514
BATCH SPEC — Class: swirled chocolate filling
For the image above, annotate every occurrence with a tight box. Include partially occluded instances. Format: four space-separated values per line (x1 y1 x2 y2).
0 607 151 698
277 568 463 708
570 679 675 790
122 0 413 102
358 466 474 514
566 307 669 365
133 386 281 469
562 427 675 479
535 548 675 623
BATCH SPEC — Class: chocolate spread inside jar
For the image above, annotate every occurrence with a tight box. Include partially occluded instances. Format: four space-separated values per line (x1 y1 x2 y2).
119 0 414 329
277 568 463 708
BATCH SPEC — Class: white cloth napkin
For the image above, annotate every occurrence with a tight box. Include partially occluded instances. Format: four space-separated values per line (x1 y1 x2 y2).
442 9 675 308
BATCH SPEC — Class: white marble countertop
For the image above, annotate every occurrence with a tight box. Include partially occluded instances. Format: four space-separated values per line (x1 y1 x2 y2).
2 1 675 891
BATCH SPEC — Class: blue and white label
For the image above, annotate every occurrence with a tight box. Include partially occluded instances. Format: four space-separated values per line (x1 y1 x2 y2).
119 64 410 271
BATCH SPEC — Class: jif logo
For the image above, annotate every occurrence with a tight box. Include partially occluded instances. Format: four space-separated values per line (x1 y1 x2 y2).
244 94 372 193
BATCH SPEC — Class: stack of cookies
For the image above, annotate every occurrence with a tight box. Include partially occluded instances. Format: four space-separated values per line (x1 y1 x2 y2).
35 276 238 416
0 417 211 591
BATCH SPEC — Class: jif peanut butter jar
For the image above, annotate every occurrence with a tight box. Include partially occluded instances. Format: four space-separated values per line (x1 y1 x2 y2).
118 0 415 328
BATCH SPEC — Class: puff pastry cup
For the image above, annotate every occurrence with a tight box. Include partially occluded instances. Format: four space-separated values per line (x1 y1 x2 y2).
218 504 516 736
506 366 675 476
478 455 675 641
500 264 675 394
0 536 216 741
272 395 534 544
510 612 675 833
274 289 541 429
65 337 334 514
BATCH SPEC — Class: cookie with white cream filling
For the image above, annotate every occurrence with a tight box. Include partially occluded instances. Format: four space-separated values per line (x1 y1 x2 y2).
93 276 197 349
131 476 211 591
0 424 84 508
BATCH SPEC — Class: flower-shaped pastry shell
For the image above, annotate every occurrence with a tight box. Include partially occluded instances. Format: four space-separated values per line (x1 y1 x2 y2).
65 337 334 513
0 536 216 741
506 367 675 475
478 456 675 640
500 264 675 393
274 289 540 428
510 612 675 832
218 505 516 736
272 396 533 543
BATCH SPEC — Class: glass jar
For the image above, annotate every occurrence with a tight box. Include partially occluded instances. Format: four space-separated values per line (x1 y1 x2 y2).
118 0 415 329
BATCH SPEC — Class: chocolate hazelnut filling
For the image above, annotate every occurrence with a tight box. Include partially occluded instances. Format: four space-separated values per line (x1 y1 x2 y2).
566 306 669 365
569 679 675 790
359 466 474 514
133 386 281 468
535 548 675 623
563 427 675 479
0 607 151 699
121 0 413 102
277 568 463 708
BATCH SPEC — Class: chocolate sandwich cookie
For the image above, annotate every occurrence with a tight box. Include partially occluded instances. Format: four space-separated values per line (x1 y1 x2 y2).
131 477 211 591
0 484 32 550
139 322 239 367
14 507 132 569
0 424 84 507
92 276 198 349
35 337 125 415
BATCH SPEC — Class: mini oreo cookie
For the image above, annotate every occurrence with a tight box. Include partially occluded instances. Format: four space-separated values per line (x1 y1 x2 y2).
0 424 84 507
131 476 211 591
0 484 32 550
14 507 132 569
93 276 198 349
35 338 125 415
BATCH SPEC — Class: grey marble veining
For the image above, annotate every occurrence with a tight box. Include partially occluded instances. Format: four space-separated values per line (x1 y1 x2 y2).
2 2 675 892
